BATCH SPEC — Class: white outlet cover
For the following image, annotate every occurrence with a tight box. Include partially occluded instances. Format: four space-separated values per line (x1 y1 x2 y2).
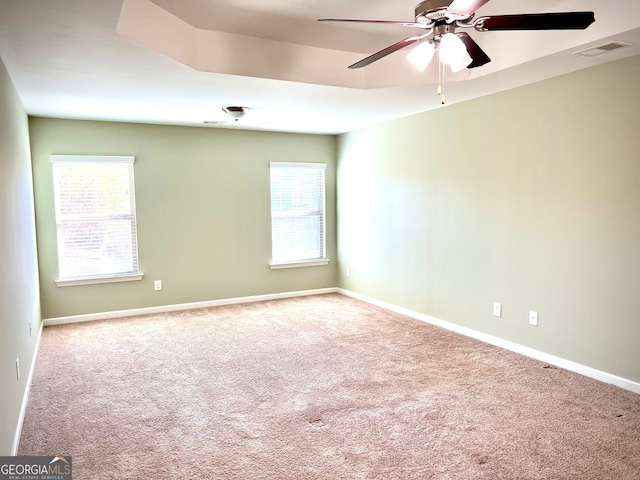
529 311 538 326
493 302 502 317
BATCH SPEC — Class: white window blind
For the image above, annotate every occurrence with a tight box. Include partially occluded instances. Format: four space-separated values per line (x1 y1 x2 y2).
270 162 327 266
50 155 141 285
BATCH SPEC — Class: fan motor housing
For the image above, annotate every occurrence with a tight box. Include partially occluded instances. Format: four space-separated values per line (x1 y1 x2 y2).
415 0 453 22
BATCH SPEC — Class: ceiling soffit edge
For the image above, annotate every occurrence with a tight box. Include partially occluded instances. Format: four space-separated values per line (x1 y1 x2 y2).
117 0 376 88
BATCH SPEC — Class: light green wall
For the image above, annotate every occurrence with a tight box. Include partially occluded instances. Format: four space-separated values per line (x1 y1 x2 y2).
30 119 337 319
0 57 41 455
337 56 640 383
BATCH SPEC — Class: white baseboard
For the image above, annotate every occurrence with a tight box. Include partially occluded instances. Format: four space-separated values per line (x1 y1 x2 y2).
43 287 339 326
12 320 44 456
338 288 640 395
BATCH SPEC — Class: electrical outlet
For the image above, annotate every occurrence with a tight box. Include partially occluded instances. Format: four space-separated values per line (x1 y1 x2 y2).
346 268 351 278
154 280 162 291
529 311 538 326
16 358 20 381
29 321 32 338
493 302 502 317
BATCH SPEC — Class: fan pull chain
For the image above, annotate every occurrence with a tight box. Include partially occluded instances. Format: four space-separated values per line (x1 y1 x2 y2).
437 50 442 96
438 49 446 105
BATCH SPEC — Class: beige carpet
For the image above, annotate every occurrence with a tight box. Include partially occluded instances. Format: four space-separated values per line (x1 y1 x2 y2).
19 293 640 479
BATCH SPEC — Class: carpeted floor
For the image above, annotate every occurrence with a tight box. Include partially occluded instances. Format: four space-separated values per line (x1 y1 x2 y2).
19 293 640 479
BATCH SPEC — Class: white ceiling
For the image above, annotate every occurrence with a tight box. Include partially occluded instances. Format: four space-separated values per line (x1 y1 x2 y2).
0 0 639 134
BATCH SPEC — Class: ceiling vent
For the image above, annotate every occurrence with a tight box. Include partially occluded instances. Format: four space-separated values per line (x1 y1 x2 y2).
222 106 250 121
572 41 632 57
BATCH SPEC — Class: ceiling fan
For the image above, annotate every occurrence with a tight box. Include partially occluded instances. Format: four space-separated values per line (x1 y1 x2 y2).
318 0 595 74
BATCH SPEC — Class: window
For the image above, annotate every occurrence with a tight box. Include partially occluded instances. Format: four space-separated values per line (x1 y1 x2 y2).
269 162 328 268
50 155 142 286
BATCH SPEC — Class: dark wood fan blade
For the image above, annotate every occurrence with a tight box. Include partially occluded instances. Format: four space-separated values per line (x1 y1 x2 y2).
448 0 490 16
318 19 424 28
456 32 491 68
348 33 431 69
481 12 595 31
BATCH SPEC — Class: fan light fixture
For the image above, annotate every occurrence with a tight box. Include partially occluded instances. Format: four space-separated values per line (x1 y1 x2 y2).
439 33 472 72
407 41 436 71
407 33 471 73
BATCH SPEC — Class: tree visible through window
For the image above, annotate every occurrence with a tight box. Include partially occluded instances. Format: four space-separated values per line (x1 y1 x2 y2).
270 162 327 267
50 155 141 285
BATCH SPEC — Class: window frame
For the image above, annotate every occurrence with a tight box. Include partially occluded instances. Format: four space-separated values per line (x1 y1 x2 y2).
50 155 143 287
269 162 329 269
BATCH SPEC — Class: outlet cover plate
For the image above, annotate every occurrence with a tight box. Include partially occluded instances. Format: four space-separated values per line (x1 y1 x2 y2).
529 310 538 326
493 302 502 317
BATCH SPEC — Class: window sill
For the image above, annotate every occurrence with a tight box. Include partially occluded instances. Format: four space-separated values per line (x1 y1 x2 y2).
270 259 330 270
55 273 144 287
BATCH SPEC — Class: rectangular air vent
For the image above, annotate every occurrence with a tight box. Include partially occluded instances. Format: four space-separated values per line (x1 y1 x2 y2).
573 41 632 57
203 120 226 126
